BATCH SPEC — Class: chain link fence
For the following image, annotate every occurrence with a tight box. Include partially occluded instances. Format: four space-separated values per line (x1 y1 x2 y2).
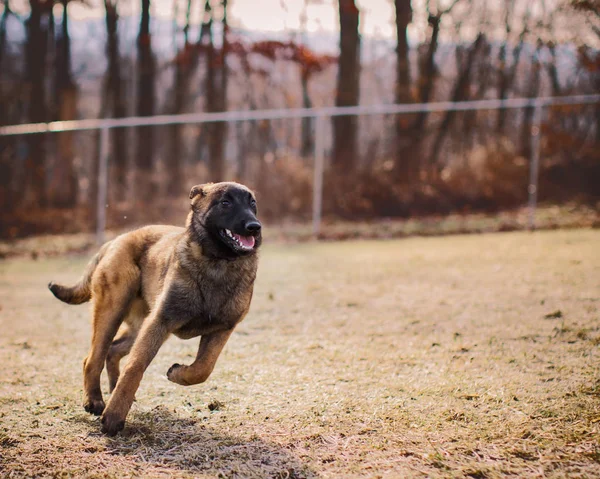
1 94 599 242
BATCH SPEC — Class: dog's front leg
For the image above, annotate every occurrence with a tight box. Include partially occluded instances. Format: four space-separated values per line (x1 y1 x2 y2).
101 315 170 435
167 328 234 386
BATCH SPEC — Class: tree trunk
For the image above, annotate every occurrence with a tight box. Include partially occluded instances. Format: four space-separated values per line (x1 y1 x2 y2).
333 0 360 170
520 42 542 159
546 42 562 96
0 0 13 212
428 33 486 170
24 0 50 206
300 68 313 157
215 0 229 180
167 0 194 196
596 63 600 145
413 13 440 131
50 0 78 208
206 0 228 182
204 12 217 175
299 0 313 159
191 0 212 167
394 0 412 105
0 0 10 70
135 0 156 195
105 0 128 200
198 0 212 44
463 39 492 149
497 3 529 133
393 0 413 181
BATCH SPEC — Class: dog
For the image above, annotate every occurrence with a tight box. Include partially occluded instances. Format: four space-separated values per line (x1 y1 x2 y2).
48 182 262 436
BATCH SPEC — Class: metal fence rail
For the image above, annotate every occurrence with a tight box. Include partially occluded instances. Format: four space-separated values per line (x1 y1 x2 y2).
1 94 599 242
0 95 599 136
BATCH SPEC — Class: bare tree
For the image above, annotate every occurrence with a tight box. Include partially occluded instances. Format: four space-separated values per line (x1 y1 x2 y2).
104 0 128 200
413 0 461 132
497 1 530 133
205 0 229 181
428 33 486 169
393 0 414 181
167 0 194 195
298 0 313 157
0 0 10 70
135 0 156 195
192 0 212 166
50 0 78 208
545 41 562 96
249 40 334 159
24 0 51 205
568 0 600 142
333 0 361 170
395 0 412 106
463 37 492 148
0 0 16 212
520 39 543 159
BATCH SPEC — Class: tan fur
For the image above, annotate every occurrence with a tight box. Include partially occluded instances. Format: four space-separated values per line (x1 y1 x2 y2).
49 182 260 435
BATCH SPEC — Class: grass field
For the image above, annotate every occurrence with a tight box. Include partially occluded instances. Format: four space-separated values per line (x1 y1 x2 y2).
0 229 599 478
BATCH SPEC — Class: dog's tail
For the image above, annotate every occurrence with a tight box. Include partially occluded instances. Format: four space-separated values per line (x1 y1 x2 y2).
48 243 108 305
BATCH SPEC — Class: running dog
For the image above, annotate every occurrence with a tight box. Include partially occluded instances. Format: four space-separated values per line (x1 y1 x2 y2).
49 182 262 435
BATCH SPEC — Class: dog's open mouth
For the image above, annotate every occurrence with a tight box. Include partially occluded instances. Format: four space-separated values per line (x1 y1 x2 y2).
221 229 256 251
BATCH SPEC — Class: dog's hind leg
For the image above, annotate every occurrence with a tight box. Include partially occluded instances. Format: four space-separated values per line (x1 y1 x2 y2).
83 265 140 416
106 329 136 394
106 300 146 393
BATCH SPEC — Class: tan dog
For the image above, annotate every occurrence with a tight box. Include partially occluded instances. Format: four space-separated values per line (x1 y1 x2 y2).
49 182 262 435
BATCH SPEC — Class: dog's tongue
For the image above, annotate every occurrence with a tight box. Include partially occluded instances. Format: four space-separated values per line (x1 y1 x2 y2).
234 233 255 248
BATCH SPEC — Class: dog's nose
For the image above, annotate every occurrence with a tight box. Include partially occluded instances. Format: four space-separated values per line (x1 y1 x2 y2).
245 221 261 233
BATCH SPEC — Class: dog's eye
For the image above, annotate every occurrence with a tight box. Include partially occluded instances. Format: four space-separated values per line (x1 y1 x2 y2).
221 200 231 207
250 199 256 207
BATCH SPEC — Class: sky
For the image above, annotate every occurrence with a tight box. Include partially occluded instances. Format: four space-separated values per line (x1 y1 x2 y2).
229 0 396 37
57 0 575 46
5 0 591 48
62 0 399 38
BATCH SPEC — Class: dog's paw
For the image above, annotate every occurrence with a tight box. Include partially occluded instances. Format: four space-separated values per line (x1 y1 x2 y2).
101 412 125 436
167 363 181 377
83 398 105 416
167 363 189 385
166 363 182 382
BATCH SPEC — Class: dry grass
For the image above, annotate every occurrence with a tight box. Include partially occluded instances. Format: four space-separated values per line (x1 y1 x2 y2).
1 203 598 259
0 229 599 478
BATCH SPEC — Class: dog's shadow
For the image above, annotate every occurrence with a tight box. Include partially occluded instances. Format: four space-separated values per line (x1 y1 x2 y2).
84 406 318 478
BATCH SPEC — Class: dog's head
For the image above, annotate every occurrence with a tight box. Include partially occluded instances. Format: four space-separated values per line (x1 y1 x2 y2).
187 182 262 258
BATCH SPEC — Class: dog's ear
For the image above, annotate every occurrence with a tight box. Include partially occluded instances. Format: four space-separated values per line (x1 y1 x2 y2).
189 183 213 200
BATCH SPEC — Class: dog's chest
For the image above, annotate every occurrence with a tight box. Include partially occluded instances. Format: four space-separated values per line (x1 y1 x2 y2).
162 267 254 337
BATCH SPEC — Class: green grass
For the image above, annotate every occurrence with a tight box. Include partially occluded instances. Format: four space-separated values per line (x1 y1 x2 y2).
1 229 599 478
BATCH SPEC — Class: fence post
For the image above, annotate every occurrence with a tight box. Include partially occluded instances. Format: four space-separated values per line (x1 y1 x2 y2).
312 115 326 237
527 103 543 231
96 127 109 245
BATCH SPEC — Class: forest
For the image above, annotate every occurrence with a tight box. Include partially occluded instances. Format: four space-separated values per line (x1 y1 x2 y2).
0 0 598 238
